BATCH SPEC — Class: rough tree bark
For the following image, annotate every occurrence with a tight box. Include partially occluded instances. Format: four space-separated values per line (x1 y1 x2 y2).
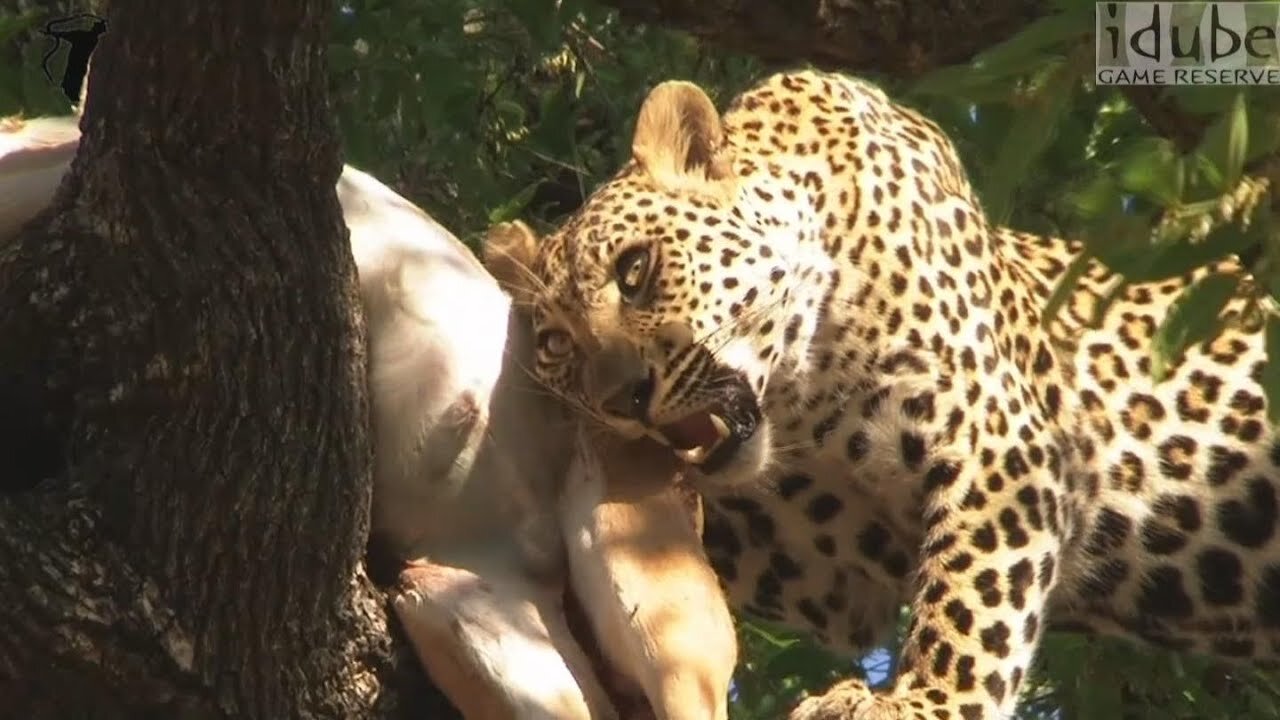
597 0 1049 75
0 1 449 717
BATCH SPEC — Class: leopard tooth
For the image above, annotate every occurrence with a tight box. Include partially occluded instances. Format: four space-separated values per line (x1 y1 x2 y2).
677 445 710 464
675 414 731 465
708 413 730 442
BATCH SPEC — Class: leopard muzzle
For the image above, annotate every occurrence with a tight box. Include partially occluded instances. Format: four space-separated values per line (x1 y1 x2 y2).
652 372 760 475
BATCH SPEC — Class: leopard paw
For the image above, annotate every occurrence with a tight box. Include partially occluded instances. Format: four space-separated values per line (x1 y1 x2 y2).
789 680 920 720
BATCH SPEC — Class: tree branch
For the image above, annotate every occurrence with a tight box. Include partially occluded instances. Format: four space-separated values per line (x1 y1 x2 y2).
597 0 1049 75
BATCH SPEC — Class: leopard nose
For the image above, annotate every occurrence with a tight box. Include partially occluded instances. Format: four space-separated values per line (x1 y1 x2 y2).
601 371 654 422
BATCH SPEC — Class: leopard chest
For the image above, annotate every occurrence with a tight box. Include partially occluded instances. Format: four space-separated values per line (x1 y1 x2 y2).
762 344 958 507
700 456 919 649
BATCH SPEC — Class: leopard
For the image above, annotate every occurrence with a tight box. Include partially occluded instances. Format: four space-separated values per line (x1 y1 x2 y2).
482 68 1280 720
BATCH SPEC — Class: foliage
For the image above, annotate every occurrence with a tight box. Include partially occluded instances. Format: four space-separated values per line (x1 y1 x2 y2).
0 3 92 118
326 0 758 244
729 619 856 720
4 0 1280 718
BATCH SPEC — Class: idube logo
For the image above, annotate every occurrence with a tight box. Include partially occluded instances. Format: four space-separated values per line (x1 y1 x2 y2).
1096 2 1280 85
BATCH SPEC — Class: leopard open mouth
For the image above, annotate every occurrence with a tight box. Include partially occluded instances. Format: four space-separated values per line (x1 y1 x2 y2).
651 376 760 474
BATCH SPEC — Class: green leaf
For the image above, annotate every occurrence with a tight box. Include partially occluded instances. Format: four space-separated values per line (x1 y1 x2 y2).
1247 103 1280 163
508 0 563 47
1150 271 1241 382
1041 252 1091 329
487 181 541 224
0 10 38 47
967 7 1092 74
1116 137 1184 206
494 98 528 128
1091 277 1131 329
1066 173 1124 221
909 6 1088 100
978 62 1079 223
328 43 361 73
1250 686 1280 717
1195 91 1249 192
740 619 800 650
1087 205 1259 285
763 643 842 686
1080 209 1153 275
1182 151 1227 202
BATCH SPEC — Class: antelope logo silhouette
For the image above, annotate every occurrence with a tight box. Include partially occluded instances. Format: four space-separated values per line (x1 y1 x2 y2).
40 14 107 103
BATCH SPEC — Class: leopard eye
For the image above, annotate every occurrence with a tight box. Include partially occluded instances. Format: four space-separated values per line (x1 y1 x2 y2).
536 328 574 359
614 245 652 301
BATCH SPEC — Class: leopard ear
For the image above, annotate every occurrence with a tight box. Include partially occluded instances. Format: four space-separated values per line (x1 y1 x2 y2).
632 80 731 187
482 220 540 302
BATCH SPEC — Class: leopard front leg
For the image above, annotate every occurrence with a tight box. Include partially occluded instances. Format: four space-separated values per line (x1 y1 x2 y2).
792 446 1066 720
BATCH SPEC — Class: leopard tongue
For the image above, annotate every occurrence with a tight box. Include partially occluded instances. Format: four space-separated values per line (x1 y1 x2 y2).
658 413 731 465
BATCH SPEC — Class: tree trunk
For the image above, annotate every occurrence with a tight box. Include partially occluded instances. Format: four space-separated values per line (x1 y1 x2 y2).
0 1 449 717
597 0 1049 75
